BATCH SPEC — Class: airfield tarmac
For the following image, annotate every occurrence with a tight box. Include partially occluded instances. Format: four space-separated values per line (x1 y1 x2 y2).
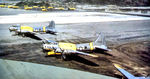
0 8 150 78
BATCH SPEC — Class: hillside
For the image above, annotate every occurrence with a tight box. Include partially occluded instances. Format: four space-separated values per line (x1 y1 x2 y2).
4 0 150 6
73 0 150 6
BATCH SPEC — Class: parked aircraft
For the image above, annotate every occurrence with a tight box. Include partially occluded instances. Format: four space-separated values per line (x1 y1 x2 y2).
9 21 57 37
114 64 150 79
42 33 111 60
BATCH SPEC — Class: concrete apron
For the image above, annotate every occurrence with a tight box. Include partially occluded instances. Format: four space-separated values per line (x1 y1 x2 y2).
0 59 117 79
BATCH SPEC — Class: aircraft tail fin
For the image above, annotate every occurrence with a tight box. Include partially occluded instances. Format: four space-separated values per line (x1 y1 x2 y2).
48 20 55 28
94 32 106 45
94 33 111 51
113 64 135 79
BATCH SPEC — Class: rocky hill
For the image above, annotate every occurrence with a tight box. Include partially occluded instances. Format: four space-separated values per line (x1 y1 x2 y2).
4 0 150 6
74 0 150 6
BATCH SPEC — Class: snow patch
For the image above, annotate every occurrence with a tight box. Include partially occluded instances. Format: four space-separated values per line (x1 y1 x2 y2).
0 12 150 24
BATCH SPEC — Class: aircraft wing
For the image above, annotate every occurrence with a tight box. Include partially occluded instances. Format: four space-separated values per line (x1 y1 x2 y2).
23 31 43 40
64 50 98 58
113 64 136 79
75 51 98 57
33 33 46 40
19 30 38 37
114 64 149 79
20 31 48 40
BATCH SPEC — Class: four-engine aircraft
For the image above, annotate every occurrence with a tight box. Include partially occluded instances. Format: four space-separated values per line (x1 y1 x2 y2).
114 64 150 79
42 33 111 60
9 21 57 37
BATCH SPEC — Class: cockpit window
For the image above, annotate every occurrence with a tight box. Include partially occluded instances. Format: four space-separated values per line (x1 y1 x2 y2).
12 25 20 27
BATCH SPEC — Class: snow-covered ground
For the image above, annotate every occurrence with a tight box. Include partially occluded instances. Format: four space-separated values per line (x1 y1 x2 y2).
77 5 150 15
0 12 150 24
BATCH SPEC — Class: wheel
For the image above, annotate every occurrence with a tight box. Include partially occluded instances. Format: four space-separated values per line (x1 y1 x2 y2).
42 49 46 53
22 33 25 37
15 32 19 35
61 54 69 61
9 30 12 32
61 54 67 60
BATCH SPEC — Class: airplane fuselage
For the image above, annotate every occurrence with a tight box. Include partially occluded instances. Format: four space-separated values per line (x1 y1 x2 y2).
9 25 56 34
19 26 47 33
43 42 95 55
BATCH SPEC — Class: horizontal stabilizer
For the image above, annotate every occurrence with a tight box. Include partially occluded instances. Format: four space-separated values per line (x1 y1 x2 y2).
48 20 55 28
95 45 111 51
94 33 111 51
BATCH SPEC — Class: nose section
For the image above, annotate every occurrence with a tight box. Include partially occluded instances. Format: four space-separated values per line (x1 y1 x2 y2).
9 26 18 31
9 27 14 30
42 44 51 50
42 44 47 49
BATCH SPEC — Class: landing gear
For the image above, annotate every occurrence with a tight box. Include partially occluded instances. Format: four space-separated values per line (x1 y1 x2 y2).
42 49 47 53
42 49 49 57
22 33 25 37
14 32 19 35
61 51 70 61
9 30 12 32
61 53 69 61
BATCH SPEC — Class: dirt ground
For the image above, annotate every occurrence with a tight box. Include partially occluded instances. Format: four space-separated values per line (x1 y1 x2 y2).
0 40 150 79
